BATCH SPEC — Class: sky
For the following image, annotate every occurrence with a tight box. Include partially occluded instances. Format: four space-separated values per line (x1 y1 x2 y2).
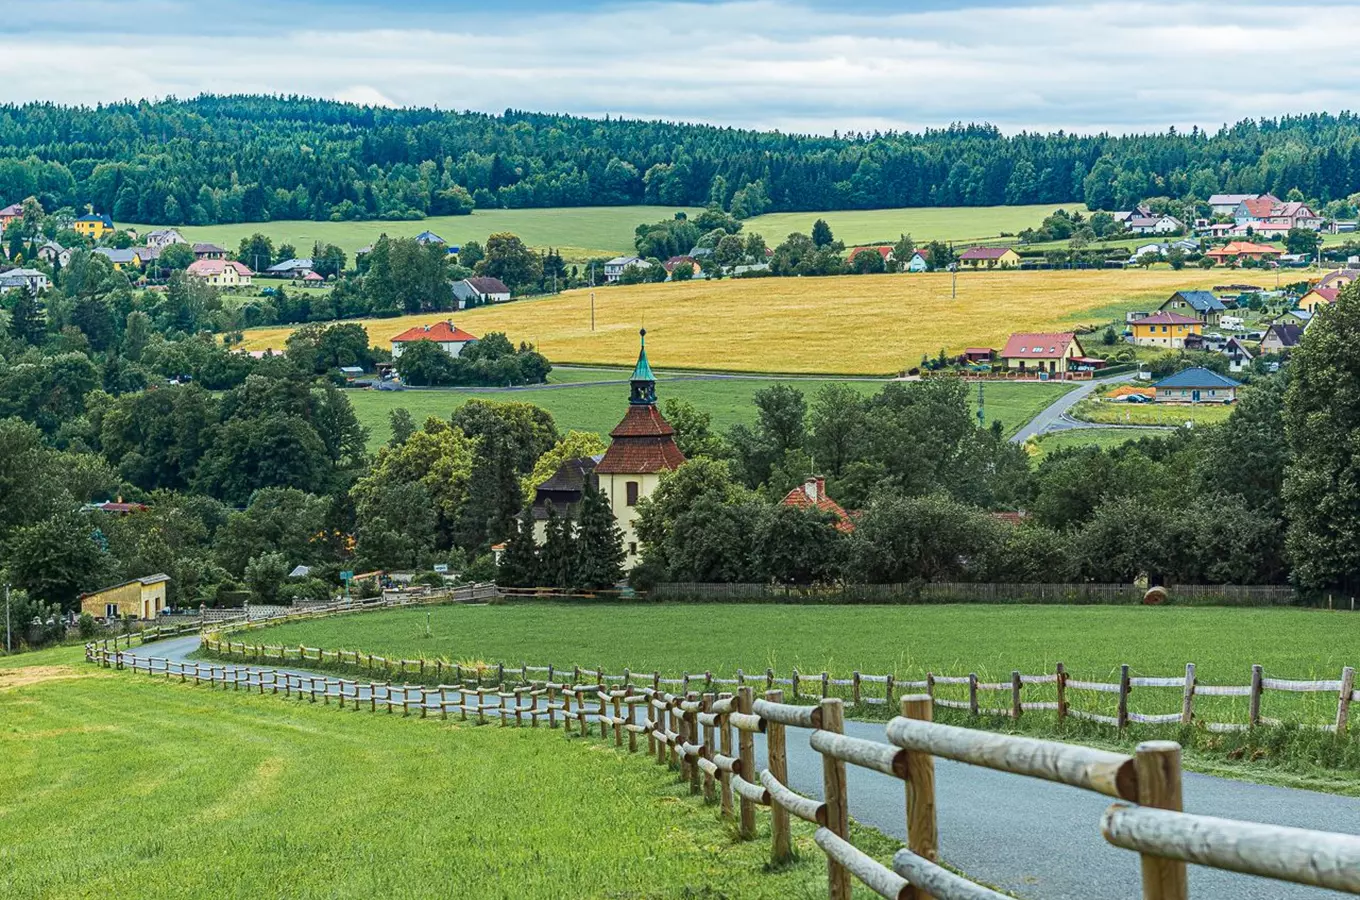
3 0 1357 136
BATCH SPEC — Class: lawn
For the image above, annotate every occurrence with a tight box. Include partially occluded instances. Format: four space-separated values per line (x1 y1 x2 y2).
1029 427 1172 460
348 378 1071 449
742 204 1064 247
0 645 863 900
239 269 1229 375
1070 396 1237 427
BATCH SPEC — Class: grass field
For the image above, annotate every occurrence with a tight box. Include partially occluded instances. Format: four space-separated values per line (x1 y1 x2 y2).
349 378 1072 449
239 269 1230 374
0 645 880 899
742 204 1063 247
1030 427 1172 459
1071 396 1238 427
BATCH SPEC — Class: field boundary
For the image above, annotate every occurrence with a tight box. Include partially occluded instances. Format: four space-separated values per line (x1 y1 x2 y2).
87 643 1360 899
648 581 1300 607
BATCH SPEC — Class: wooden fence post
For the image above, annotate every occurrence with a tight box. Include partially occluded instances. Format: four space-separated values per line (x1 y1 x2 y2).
1180 663 1196 726
737 686 757 840
626 688 638 752
613 691 624 749
1117 664 1131 730
852 672 861 705
792 668 800 699
766 667 774 690
766 689 792 866
701 693 716 802
820 697 851 900
821 671 829 699
902 694 938 900
1056 662 1067 722
719 693 734 819
1134 741 1188 900
1337 666 1356 732
1010 670 1022 719
967 673 978 716
1249 664 1263 728
885 673 895 708
685 693 700 795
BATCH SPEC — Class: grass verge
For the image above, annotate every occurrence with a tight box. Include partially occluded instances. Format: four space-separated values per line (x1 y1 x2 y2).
1070 396 1236 426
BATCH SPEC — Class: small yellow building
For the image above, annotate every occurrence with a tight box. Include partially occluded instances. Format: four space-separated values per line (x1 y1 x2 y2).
80 574 170 620
74 214 115 240
1299 287 1338 312
958 246 1022 269
1131 311 1202 348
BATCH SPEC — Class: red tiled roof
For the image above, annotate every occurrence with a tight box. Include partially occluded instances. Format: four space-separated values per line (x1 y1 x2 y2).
608 403 676 439
186 259 253 276
959 246 1013 260
1241 197 1275 218
390 321 479 343
847 245 893 260
1305 287 1339 304
0 203 22 218
1133 311 1200 326
1001 332 1077 359
596 404 685 474
781 477 854 533
1207 241 1281 257
991 511 1029 526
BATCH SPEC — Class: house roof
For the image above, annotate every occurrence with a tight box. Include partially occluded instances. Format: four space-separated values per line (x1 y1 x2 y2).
390 321 479 343
77 214 114 227
267 257 313 272
1281 308 1313 322
1224 337 1255 359
596 402 685 475
414 231 445 244
1273 201 1315 219
192 242 225 253
662 255 699 271
1239 197 1276 218
1153 367 1242 389
1264 323 1304 347
95 248 140 264
186 259 252 276
0 203 22 217
1318 269 1359 288
1207 241 1281 256
531 456 602 520
1133 311 1201 326
301 270 324 281
847 245 893 261
781 476 855 533
465 276 510 294
607 255 645 266
1001 332 1079 359
1168 290 1226 312
80 573 171 599
1208 193 1258 206
959 246 1014 260
1304 286 1340 304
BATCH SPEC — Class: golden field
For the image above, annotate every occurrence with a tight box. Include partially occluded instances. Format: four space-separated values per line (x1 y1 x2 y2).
238 269 1232 375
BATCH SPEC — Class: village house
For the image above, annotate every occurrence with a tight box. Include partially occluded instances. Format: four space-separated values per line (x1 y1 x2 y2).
781 476 855 533
593 330 686 567
1318 269 1360 290
958 246 1021 269
414 230 446 246
144 229 187 249
1000 331 1085 376
1152 367 1241 404
1112 204 1153 224
0 203 23 229
94 247 142 270
1208 193 1264 216
1233 198 1323 233
73 213 114 240
1222 336 1254 373
604 256 647 282
0 267 51 293
530 455 603 542
1205 242 1282 265
906 249 931 272
266 257 314 277
846 245 893 265
452 276 511 307
962 347 993 364
1299 286 1340 312
662 255 701 277
79 574 171 621
35 241 71 267
185 259 253 287
192 242 227 260
1261 323 1304 355
1126 214 1184 236
1158 290 1226 326
389 320 478 359
1275 309 1313 328
1130 311 1202 348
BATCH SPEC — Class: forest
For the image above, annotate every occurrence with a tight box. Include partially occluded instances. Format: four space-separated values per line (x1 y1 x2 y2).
5 97 1360 223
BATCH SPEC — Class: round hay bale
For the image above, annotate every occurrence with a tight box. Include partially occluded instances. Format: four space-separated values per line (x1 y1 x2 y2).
1143 585 1169 605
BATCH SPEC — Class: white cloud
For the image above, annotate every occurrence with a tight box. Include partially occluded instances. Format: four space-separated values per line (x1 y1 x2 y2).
2 0 1358 134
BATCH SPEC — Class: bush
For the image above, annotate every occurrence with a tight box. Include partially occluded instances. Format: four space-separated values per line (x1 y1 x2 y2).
278 577 332 605
78 612 97 639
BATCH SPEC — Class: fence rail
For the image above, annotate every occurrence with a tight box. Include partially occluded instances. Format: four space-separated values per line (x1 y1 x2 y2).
649 581 1300 606
88 644 1360 899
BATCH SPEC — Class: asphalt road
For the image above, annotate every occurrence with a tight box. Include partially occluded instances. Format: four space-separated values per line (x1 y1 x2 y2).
1008 374 1138 444
127 635 1360 899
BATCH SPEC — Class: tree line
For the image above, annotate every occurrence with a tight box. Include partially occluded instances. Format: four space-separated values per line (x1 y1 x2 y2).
7 97 1360 223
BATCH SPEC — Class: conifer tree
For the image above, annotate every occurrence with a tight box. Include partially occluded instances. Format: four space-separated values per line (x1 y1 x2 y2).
539 501 576 589
8 289 46 345
573 484 625 589
495 503 541 588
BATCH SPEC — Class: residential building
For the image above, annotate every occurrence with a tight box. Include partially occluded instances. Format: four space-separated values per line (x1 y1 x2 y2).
1152 368 1241 404
94 247 142 270
192 242 226 260
1112 204 1153 224
1232 196 1322 232
1299 286 1340 311
1126 215 1184 236
73 213 115 240
35 241 71 267
79 574 170 621
0 202 23 228
957 246 1021 269
1318 269 1360 291
1208 193 1262 216
662 255 701 276
999 331 1084 376
389 320 478 359
266 257 314 276
594 330 686 568
144 229 187 249
604 255 647 282
451 276 511 307
1205 242 1282 265
1222 337 1254 373
184 259 253 287
530 455 604 541
846 245 893 265
1275 309 1313 328
781 476 854 532
1158 290 1226 326
414 231 446 246
906 250 930 272
1130 311 1202 348
1261 323 1304 354
0 267 51 293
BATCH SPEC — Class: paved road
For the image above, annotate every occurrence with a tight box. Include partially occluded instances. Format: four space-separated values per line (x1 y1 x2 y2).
127 635 1359 899
398 367 894 394
1008 374 1139 444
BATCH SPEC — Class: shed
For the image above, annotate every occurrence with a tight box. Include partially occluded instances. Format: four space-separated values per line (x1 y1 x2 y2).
80 575 171 621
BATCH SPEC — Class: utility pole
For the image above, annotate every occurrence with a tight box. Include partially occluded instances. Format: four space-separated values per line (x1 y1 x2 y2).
590 291 596 331
950 262 958 299
977 381 985 428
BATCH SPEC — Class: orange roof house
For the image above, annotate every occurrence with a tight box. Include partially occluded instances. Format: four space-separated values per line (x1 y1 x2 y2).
1206 242 1282 264
389 320 479 359
781 476 854 532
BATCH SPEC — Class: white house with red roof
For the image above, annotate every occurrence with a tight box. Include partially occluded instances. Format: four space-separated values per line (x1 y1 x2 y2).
389 320 479 359
781 476 854 533
1000 332 1085 376
185 259 253 287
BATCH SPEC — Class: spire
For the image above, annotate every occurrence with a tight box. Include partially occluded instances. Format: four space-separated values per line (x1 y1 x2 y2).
629 328 656 405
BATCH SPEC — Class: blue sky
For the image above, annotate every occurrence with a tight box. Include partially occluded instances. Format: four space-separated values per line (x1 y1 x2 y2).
3 0 1354 136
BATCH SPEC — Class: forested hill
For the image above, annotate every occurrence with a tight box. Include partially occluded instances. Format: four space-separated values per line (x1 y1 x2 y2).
3 95 1360 224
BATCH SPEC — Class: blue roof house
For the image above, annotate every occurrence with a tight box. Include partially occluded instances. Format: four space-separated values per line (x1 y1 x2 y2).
1159 290 1227 326
1152 367 1241 404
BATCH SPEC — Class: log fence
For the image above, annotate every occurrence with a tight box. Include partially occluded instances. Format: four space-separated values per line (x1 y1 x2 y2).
89 642 1360 898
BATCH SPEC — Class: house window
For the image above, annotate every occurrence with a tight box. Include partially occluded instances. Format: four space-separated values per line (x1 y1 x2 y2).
628 541 638 556
105 603 118 618
625 481 640 506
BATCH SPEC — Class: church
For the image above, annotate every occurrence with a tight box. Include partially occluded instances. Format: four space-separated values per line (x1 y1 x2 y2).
530 330 685 568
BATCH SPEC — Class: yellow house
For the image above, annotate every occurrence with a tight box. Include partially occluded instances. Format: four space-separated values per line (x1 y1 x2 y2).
80 574 170 621
958 246 1022 269
74 214 115 240
1299 287 1339 312
1000 331 1084 376
185 259 254 287
95 248 142 270
1130 311 1202 348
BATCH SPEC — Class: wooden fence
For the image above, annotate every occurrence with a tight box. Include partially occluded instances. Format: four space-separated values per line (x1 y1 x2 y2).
650 581 1300 606
87 643 1360 899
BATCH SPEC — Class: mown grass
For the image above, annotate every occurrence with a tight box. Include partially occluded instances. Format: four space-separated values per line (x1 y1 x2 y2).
237 269 1229 374
1070 396 1237 426
0 645 900 900
740 204 1062 247
348 378 1071 449
229 603 1360 793
1029 427 1173 460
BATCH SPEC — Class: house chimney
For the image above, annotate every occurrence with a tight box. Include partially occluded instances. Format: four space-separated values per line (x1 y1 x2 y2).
804 477 819 501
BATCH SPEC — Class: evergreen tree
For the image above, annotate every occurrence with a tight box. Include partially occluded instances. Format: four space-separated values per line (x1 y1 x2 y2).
539 501 575 589
811 218 835 248
496 503 541 588
573 484 624 589
8 289 47 345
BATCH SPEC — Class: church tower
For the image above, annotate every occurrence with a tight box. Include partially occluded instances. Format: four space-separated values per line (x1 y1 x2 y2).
595 330 686 567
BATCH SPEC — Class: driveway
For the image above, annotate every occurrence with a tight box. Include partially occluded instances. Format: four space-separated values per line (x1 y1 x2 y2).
1009 373 1138 444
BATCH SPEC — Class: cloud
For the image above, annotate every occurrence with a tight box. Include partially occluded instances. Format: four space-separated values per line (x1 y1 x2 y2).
1 0 1357 135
